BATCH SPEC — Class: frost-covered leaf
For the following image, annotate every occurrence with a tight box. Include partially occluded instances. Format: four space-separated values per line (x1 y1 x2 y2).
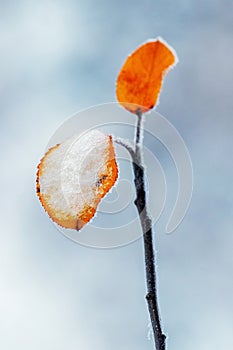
36 130 118 230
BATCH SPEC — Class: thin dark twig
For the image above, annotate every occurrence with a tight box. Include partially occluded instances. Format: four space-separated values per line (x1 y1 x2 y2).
132 109 166 350
113 114 166 349
135 109 143 161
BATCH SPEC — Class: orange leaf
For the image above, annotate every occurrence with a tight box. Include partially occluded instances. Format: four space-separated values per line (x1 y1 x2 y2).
116 38 177 114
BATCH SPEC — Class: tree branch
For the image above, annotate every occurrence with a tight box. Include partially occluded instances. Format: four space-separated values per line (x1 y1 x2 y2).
113 113 166 349
133 109 166 350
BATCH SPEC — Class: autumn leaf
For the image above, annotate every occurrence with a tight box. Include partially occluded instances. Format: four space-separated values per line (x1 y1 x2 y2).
36 130 118 230
116 38 177 114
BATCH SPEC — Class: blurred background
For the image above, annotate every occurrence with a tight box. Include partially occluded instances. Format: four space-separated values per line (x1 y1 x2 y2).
0 0 233 349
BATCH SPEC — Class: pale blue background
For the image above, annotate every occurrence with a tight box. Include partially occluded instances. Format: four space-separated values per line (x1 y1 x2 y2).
0 1 233 349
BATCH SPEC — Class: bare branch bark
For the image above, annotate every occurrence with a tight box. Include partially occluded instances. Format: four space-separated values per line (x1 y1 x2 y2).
113 113 166 350
133 110 166 350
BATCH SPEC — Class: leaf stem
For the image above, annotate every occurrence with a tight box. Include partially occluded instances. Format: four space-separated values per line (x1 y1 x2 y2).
133 110 166 350
113 136 136 160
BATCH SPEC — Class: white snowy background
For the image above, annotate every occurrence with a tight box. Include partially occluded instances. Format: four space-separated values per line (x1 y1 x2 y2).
0 1 233 349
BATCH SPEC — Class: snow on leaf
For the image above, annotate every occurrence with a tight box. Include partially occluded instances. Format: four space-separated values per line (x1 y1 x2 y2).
36 130 118 230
